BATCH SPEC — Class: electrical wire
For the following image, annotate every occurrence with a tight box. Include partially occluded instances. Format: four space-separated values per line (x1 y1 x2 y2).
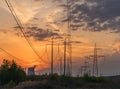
4 0 49 64
0 48 22 61
0 48 27 67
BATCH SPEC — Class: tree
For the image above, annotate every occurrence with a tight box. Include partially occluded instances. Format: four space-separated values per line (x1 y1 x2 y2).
0 59 26 85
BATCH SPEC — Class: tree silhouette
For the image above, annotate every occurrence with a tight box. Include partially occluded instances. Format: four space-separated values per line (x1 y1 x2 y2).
0 59 26 85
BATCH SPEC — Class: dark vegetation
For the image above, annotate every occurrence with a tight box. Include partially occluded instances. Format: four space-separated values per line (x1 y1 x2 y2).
0 59 26 88
0 59 120 89
24 74 111 89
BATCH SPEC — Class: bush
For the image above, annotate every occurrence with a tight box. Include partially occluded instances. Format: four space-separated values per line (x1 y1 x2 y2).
4 80 16 88
0 59 26 85
49 73 59 81
81 74 106 83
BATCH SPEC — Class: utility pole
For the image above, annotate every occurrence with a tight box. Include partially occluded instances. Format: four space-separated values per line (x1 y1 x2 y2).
59 56 62 75
90 43 105 77
51 37 54 74
64 39 67 75
48 39 63 75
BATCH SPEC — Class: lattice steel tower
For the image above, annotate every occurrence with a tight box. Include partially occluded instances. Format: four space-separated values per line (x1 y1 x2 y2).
90 43 105 77
66 0 72 76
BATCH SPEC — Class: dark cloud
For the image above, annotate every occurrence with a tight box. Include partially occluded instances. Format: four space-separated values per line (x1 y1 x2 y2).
33 18 39 20
61 0 120 32
34 0 63 3
13 25 63 41
25 26 63 41
70 41 82 44
51 0 64 3
34 0 43 2
62 40 82 45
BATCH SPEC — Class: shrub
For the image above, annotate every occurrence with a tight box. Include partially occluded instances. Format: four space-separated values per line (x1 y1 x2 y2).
4 80 16 88
81 74 106 83
0 59 26 85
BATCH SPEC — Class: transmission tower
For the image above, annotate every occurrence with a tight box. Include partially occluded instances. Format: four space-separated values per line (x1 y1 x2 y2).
90 43 105 77
63 39 67 75
80 57 91 76
66 0 72 76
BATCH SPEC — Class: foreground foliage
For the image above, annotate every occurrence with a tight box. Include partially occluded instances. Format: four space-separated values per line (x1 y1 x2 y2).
0 59 26 85
13 74 120 89
24 74 109 89
1 73 119 89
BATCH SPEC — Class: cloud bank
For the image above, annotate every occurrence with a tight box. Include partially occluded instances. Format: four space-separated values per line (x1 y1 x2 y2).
25 26 63 41
60 0 120 32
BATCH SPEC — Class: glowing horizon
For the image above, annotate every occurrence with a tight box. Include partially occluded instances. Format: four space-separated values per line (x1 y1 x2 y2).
0 0 120 76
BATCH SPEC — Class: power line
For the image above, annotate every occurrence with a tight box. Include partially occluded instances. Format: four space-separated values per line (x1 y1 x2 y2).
4 0 48 64
0 48 21 61
46 40 63 74
0 47 26 66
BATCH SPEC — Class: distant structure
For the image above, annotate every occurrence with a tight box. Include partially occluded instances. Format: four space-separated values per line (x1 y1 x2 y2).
80 56 91 76
64 0 72 76
28 66 36 75
90 43 105 77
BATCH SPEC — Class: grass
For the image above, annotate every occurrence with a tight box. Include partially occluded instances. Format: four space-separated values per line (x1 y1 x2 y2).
2 74 120 89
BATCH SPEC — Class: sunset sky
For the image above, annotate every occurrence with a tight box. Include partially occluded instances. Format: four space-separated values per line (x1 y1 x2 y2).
0 0 120 76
